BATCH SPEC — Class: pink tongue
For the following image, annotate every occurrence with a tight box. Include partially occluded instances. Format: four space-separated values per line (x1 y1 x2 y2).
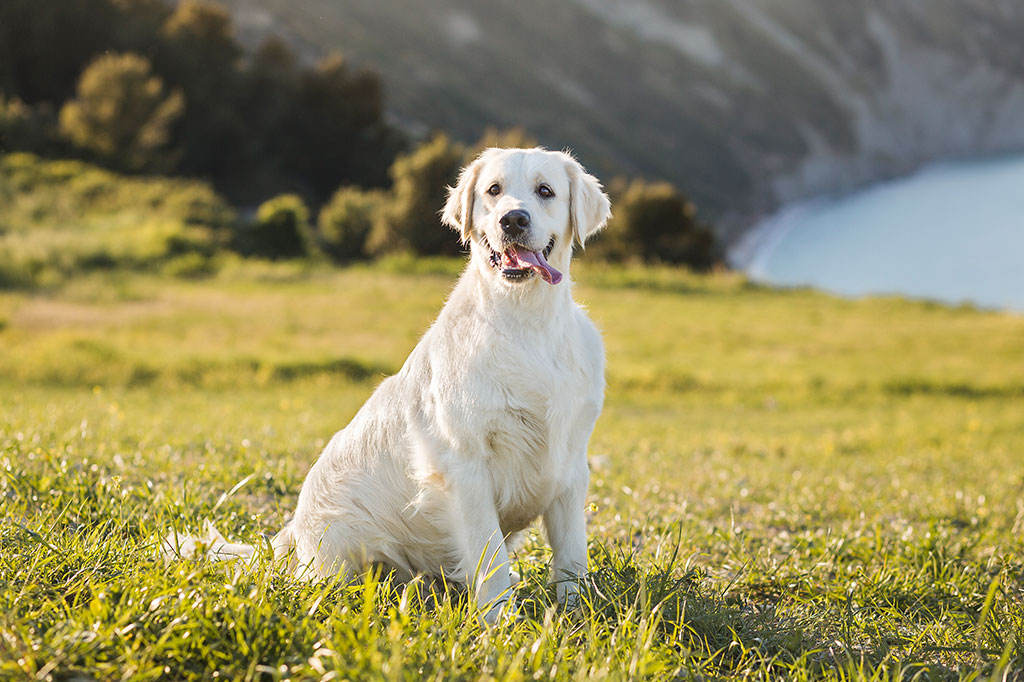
509 247 562 285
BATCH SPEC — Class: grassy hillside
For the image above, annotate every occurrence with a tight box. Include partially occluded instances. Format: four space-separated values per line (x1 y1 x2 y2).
3 262 1024 679
0 153 233 288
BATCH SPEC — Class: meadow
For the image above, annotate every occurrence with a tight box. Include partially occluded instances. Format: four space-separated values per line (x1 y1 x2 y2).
2 260 1024 680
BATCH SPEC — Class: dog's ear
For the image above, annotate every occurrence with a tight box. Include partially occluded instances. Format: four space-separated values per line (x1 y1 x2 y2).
564 153 612 248
441 155 484 244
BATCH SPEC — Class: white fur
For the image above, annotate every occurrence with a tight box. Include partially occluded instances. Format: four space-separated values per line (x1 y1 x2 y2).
164 148 611 622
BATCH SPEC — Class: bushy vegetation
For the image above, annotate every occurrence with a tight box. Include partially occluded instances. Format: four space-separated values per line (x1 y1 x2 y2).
2 265 1023 679
0 148 720 288
367 133 467 257
0 0 721 270
0 0 401 204
467 126 540 158
0 153 232 287
589 179 719 268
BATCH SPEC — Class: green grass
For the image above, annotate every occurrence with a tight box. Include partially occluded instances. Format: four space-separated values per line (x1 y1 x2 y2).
3 261 1024 680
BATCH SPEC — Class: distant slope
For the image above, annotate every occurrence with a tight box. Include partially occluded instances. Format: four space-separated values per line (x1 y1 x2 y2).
220 0 1024 240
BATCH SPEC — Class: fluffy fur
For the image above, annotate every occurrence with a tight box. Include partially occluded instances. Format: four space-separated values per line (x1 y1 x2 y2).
164 147 612 621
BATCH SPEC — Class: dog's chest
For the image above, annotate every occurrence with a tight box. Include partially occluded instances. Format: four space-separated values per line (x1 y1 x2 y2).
478 337 587 532
483 391 555 533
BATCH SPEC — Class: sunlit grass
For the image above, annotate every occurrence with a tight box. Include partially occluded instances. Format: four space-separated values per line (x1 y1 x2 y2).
3 261 1024 680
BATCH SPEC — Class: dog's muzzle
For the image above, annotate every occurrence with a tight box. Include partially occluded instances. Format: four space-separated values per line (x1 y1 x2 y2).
483 236 561 284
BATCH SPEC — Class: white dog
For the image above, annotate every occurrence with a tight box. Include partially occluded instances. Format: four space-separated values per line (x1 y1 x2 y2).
168 147 611 621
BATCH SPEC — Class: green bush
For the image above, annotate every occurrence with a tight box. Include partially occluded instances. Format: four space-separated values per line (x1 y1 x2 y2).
590 179 718 269
317 186 386 262
367 133 465 257
242 194 317 259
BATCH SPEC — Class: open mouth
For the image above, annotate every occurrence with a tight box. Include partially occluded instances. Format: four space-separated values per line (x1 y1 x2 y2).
484 237 561 284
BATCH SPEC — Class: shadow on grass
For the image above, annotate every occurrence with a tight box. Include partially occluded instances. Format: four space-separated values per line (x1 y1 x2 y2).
360 541 828 676
18 343 394 389
558 543 814 675
883 378 1024 399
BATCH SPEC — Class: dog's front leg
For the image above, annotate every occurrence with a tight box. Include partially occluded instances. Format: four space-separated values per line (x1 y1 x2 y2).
543 469 589 608
450 464 512 623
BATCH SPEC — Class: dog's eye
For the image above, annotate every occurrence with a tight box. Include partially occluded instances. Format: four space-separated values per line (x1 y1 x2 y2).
487 183 501 197
537 184 554 199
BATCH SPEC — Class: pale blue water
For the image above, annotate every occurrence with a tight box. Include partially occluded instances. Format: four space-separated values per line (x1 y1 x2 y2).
734 154 1024 311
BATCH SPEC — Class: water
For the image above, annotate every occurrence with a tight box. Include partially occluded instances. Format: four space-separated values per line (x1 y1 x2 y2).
732 154 1024 311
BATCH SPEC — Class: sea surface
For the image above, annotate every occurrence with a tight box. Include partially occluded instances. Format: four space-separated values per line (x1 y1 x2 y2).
732 154 1024 311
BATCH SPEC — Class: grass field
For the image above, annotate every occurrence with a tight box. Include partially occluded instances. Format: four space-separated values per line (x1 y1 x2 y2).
3 261 1024 680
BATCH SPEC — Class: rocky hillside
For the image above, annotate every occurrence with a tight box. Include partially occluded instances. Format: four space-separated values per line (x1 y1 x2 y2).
220 0 1024 240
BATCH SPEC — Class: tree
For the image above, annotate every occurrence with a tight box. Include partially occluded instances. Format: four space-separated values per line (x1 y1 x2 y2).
225 37 300 199
59 52 184 172
155 0 247 183
279 54 398 197
159 0 240 72
590 179 718 269
0 0 121 105
0 0 171 106
368 133 466 256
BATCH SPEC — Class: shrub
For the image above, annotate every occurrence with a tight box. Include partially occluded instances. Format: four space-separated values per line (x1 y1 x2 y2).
243 194 317 259
590 179 718 269
59 52 184 172
317 186 386 262
367 133 465 257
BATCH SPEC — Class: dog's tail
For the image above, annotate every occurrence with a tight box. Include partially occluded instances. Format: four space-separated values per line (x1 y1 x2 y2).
160 521 297 568
160 474 298 569
160 520 257 562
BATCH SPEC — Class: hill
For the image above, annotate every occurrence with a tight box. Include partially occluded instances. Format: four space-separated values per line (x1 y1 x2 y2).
219 0 1024 240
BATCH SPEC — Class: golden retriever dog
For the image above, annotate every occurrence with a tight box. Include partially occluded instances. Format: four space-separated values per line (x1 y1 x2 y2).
166 147 611 622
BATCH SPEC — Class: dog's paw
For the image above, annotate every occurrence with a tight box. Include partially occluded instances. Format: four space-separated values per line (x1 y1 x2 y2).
558 588 579 611
481 599 510 625
480 596 525 626
481 603 502 625
556 574 591 611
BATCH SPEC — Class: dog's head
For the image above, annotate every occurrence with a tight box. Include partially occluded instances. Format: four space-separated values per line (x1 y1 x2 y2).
441 147 611 287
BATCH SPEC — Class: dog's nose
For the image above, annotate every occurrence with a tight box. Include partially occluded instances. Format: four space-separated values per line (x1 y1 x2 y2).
499 209 531 237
